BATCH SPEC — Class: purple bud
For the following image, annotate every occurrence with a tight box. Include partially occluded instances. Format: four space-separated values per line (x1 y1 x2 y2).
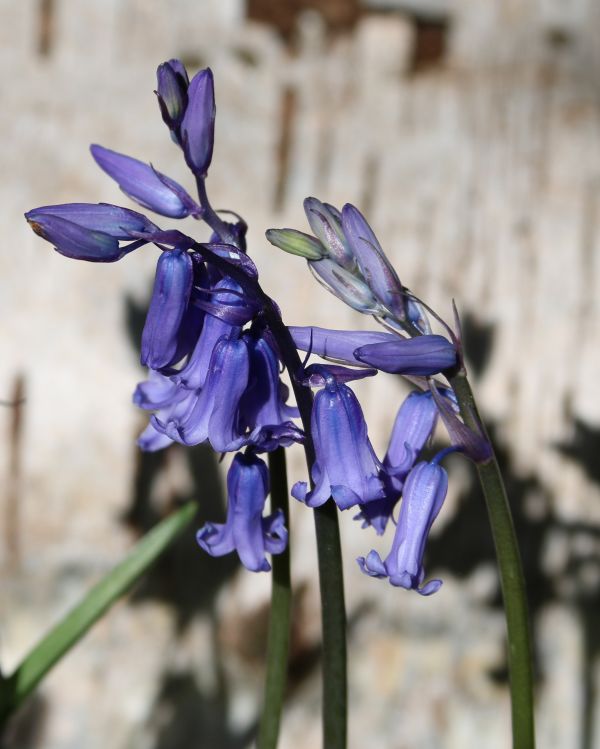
290 325 396 366
156 59 189 134
180 68 215 177
341 204 405 319
91 144 198 219
354 334 457 375
141 249 193 369
27 203 159 238
25 211 139 262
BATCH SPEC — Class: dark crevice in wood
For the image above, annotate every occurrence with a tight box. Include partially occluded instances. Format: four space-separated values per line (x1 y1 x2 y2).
5 374 25 571
38 0 55 58
273 86 297 214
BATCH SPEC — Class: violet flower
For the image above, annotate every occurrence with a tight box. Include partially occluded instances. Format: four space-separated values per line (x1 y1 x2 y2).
357 457 448 595
141 248 194 369
197 452 287 572
354 390 439 535
292 372 385 510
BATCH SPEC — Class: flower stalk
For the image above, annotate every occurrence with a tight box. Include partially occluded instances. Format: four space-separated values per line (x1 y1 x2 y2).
449 372 535 749
257 447 292 749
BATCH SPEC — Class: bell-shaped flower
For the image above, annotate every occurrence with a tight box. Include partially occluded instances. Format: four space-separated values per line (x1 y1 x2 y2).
91 144 199 219
180 68 215 177
357 459 448 595
196 452 287 572
240 332 298 431
174 278 243 390
341 203 405 320
355 390 439 535
290 325 396 366
155 334 250 452
156 59 189 138
292 374 385 510
133 370 197 452
141 249 194 369
354 334 457 375
25 203 157 262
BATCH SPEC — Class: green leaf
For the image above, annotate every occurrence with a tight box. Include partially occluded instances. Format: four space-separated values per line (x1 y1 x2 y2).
0 500 197 723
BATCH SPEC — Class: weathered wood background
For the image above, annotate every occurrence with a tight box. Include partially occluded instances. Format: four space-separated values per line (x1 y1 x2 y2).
1 0 600 747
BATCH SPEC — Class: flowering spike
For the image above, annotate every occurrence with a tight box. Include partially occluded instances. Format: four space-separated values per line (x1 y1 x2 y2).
354 334 457 375
265 228 326 260
357 459 448 594
180 68 215 177
292 377 385 510
141 249 194 369
341 203 405 319
90 144 198 218
196 452 287 572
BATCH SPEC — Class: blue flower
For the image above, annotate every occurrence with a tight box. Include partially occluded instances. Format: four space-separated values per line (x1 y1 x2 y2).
357 458 448 595
196 452 287 572
292 373 384 510
141 248 194 369
354 390 439 535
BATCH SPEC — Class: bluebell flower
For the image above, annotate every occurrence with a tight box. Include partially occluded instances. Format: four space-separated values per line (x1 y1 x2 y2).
91 144 200 218
292 372 385 510
141 248 194 369
240 331 299 430
153 333 251 452
133 370 196 452
357 458 448 595
354 390 439 535
25 203 157 262
197 452 287 572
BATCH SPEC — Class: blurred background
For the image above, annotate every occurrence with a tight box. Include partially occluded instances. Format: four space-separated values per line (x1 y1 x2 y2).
1 0 600 747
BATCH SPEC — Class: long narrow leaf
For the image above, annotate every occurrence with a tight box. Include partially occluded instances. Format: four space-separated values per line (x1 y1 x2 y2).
0 500 197 722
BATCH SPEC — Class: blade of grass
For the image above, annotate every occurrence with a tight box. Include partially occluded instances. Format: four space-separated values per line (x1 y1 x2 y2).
0 500 197 724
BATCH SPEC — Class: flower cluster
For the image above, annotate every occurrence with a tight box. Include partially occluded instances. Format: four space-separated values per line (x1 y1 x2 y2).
26 60 490 593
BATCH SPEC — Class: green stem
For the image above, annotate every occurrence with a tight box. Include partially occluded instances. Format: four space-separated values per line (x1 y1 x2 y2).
257 448 292 749
190 244 348 748
313 502 347 749
0 501 197 726
449 372 535 748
